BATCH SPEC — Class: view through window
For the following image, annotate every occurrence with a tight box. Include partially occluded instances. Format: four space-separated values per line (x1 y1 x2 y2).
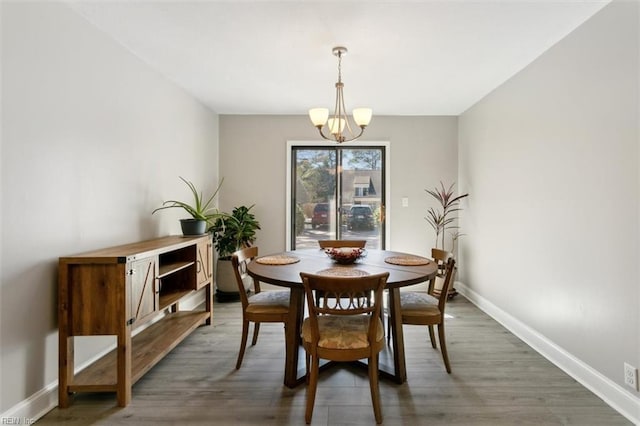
290 146 386 249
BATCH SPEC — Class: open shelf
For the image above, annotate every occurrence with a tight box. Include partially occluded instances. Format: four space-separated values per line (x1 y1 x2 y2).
159 289 193 310
70 311 209 391
158 261 194 278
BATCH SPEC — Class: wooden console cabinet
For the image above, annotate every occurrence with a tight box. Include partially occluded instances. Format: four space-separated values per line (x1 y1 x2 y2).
58 235 213 407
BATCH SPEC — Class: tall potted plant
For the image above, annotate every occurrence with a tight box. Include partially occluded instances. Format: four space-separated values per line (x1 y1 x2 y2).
153 176 225 235
425 182 468 299
209 205 261 301
425 181 469 251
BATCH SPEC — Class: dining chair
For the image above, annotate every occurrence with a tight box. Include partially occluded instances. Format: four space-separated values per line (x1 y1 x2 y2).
386 248 454 342
231 246 290 369
300 271 388 424
317 239 367 249
398 257 456 373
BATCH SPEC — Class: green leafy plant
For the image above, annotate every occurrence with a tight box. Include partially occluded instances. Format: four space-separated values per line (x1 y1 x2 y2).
210 205 261 259
152 176 225 225
425 182 469 250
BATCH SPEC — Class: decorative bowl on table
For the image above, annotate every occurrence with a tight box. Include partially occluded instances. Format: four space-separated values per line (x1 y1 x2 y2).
324 247 366 265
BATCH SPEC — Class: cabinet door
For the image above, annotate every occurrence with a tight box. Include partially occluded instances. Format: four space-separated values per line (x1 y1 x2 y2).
196 240 213 288
129 258 157 325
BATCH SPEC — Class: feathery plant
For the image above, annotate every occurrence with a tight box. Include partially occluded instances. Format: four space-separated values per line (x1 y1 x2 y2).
425 182 469 250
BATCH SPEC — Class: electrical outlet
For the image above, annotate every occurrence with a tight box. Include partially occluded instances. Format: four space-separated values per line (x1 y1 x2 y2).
624 363 638 390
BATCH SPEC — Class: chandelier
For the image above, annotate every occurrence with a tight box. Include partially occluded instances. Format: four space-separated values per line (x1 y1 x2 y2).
308 46 372 143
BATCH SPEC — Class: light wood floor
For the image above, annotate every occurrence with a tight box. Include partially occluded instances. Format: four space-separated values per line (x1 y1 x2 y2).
40 296 631 425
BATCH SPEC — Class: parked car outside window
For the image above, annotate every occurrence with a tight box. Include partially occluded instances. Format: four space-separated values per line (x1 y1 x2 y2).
347 205 374 230
311 203 330 229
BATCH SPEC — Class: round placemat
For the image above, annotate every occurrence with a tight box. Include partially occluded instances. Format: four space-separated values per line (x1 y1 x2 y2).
384 256 430 266
316 268 370 277
255 255 300 265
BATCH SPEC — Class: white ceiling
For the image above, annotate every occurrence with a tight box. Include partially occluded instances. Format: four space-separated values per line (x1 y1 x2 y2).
67 0 610 116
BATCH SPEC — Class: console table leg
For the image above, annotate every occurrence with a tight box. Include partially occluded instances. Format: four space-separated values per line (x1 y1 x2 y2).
116 328 132 407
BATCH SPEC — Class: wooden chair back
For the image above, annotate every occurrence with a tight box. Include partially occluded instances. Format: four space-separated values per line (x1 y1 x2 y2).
317 240 367 249
437 257 456 312
430 248 453 296
431 248 453 275
231 246 259 309
301 272 388 352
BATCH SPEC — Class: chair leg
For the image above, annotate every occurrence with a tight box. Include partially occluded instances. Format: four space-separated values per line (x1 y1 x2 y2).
437 323 451 373
428 325 437 348
305 355 320 424
251 322 260 346
368 354 383 424
236 319 250 369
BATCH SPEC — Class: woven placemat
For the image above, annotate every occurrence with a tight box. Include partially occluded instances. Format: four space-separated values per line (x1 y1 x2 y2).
255 255 300 265
316 268 370 277
384 256 430 266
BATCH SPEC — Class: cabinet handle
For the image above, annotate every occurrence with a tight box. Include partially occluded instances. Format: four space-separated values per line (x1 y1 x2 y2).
128 269 136 275
196 260 202 273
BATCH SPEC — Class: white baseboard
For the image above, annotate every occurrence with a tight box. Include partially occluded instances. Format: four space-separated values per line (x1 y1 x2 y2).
456 281 640 425
0 380 58 423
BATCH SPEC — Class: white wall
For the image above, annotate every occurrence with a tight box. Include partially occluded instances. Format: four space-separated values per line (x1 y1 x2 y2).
458 0 639 420
1 2 219 415
6 0 635 421
219 115 458 257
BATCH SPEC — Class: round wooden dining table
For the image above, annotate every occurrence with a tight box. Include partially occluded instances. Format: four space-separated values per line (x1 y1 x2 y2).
247 248 437 388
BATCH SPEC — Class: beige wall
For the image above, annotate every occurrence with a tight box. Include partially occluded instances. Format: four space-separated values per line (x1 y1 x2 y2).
219 115 458 257
1 2 219 415
458 0 639 420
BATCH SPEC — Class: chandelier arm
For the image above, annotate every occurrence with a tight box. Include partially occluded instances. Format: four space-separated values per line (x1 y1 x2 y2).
339 84 353 141
316 126 332 142
339 125 365 144
318 124 365 144
333 85 341 133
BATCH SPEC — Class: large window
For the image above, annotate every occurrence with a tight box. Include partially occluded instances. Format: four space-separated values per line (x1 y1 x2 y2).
287 142 389 250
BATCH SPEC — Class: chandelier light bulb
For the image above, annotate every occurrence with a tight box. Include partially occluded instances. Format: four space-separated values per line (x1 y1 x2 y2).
309 108 329 126
328 117 346 135
353 108 373 127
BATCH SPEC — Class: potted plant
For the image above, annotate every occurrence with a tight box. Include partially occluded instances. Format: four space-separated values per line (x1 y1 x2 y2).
425 181 469 251
209 205 261 301
152 176 225 236
425 181 469 299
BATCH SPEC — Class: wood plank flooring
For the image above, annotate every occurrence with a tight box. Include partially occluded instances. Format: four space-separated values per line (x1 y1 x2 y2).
39 296 632 425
